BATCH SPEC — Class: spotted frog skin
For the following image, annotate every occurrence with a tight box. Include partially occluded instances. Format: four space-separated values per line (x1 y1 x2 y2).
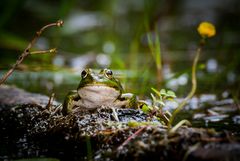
62 69 137 115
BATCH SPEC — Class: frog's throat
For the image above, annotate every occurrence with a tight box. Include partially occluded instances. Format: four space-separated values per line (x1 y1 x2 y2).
78 85 121 105
76 85 121 109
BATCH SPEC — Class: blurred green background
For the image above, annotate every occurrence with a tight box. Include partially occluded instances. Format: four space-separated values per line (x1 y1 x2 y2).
0 0 239 101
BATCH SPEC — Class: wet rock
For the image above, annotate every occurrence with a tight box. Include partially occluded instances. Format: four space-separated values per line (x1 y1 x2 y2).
0 85 59 107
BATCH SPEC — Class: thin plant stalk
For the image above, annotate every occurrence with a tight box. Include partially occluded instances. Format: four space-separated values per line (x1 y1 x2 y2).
154 29 163 84
169 119 191 134
146 25 163 85
168 40 205 129
167 21 216 130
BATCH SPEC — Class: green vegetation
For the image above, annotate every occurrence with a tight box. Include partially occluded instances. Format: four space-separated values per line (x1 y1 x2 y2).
140 22 216 132
142 88 176 124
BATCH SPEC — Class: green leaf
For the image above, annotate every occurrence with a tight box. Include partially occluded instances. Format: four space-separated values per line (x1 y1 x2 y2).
160 89 167 96
166 90 176 98
142 104 152 113
150 93 157 104
166 98 174 101
151 87 161 97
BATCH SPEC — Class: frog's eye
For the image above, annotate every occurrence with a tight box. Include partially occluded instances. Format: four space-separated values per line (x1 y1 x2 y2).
105 69 113 78
81 70 88 78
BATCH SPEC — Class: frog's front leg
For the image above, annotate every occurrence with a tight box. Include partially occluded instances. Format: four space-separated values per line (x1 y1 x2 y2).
115 93 138 108
62 90 80 115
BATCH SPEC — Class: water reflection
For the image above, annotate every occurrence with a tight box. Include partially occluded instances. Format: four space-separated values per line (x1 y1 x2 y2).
206 58 218 73
233 115 240 124
166 74 188 91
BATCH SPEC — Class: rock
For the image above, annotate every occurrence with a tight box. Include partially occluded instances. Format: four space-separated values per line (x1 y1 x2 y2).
0 85 59 107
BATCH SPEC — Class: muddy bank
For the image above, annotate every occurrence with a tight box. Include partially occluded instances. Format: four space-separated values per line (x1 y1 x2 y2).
0 85 239 161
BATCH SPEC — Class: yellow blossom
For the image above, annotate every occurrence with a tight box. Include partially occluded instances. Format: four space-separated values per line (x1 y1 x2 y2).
197 22 216 38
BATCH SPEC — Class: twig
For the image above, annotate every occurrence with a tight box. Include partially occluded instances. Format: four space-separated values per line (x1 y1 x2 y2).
0 20 63 85
117 126 147 151
30 48 57 55
46 93 55 110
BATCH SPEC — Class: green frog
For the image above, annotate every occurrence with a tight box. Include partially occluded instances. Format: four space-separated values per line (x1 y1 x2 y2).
62 68 137 115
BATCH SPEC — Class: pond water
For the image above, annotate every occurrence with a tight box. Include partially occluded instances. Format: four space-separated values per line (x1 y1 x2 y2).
0 0 239 97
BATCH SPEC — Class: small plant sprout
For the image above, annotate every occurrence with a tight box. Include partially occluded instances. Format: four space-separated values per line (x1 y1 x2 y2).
142 88 176 125
168 21 216 130
151 88 176 108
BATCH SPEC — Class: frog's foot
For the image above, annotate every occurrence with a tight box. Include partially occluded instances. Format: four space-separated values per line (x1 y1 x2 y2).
117 93 138 109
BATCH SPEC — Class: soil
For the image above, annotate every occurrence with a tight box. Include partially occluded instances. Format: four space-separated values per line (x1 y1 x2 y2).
0 85 240 161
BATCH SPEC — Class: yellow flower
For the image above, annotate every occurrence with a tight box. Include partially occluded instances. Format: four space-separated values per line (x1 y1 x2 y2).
197 22 216 38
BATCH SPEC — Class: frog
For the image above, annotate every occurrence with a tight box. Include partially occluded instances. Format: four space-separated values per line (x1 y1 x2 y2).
62 68 137 115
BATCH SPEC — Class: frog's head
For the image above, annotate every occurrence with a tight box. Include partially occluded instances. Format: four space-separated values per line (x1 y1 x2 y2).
77 68 124 93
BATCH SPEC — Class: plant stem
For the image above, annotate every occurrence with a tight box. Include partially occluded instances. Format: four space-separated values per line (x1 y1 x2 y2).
155 28 163 85
0 20 63 85
168 40 204 129
146 26 163 85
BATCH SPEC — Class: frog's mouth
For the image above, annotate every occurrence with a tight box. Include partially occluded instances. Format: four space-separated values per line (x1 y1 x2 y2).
80 83 119 90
